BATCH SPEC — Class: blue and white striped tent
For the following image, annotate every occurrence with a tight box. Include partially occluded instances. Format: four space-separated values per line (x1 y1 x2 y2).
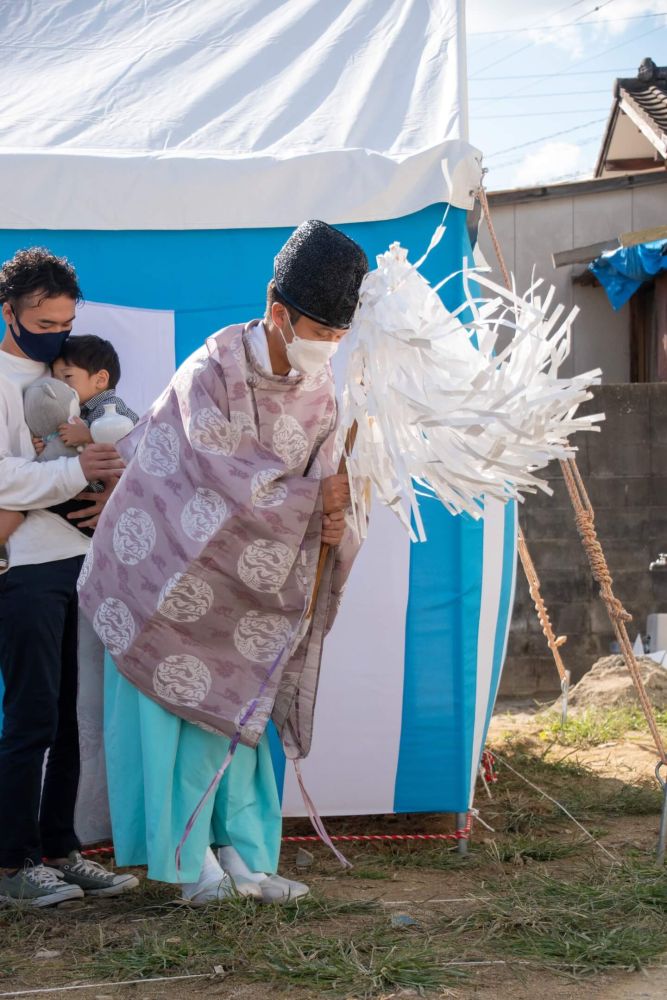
0 0 516 838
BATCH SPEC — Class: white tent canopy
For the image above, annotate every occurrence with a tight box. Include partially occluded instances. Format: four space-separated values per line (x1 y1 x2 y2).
0 0 520 841
0 0 478 229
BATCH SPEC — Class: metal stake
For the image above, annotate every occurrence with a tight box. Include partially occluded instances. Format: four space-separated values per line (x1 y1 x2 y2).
456 812 468 856
656 762 667 865
561 670 571 726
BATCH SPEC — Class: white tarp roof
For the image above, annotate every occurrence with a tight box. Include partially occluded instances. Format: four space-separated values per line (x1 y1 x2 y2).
0 0 478 230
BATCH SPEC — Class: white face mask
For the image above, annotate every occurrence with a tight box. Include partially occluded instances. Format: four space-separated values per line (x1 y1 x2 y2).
280 317 340 375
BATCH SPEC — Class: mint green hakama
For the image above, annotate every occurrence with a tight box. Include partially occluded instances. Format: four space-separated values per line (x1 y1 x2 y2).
103 655 282 884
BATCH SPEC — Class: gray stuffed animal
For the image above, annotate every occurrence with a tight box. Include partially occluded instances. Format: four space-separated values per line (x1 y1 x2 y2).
24 377 81 461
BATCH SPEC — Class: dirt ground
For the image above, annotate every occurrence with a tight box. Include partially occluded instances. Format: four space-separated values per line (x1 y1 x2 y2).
2 702 666 1000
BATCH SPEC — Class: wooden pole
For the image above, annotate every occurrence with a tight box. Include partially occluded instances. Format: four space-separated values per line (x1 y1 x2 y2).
306 421 358 618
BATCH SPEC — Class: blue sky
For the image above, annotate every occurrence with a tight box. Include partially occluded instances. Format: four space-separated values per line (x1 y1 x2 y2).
466 0 667 190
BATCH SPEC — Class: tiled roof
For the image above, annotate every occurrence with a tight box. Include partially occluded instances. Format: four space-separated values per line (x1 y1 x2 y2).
617 60 667 140
594 58 667 176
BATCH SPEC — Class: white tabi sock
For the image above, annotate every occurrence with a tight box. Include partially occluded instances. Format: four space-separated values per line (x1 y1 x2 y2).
218 845 267 883
181 847 229 899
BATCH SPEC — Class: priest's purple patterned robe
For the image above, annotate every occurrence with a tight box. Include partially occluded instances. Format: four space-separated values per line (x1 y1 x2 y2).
78 322 361 759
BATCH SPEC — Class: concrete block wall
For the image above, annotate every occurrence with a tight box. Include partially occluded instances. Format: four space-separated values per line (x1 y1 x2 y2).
501 383 667 697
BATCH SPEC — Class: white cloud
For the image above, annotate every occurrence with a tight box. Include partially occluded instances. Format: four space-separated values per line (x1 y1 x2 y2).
513 141 586 187
467 0 667 58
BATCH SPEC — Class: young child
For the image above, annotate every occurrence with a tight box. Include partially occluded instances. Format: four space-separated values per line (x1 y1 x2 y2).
52 334 139 449
0 335 138 571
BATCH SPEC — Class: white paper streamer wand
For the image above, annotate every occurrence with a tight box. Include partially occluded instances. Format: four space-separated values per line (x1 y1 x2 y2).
338 241 602 541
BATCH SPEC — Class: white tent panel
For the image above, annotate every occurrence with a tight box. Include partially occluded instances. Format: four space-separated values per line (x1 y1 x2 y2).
281 500 411 817
73 302 175 418
0 0 475 228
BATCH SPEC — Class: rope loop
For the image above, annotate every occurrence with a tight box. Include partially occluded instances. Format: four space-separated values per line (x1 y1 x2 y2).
571 506 631 622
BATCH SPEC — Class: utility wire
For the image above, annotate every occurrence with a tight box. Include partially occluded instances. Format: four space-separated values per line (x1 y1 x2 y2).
469 10 665 37
485 117 607 159
475 107 609 119
470 89 610 99
470 0 619 78
490 136 602 171
472 67 634 80
501 22 666 98
470 0 591 57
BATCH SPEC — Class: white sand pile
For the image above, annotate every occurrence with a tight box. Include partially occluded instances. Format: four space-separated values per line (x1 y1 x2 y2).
565 655 667 711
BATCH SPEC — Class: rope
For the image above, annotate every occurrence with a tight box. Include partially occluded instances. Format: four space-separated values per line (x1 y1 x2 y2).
494 752 617 862
0 975 212 998
481 749 499 785
283 828 471 843
477 182 667 768
477 185 512 290
560 458 667 764
517 527 569 684
79 823 473 861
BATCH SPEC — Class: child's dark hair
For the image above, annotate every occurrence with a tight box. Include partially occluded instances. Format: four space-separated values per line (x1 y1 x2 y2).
0 247 82 308
59 335 121 390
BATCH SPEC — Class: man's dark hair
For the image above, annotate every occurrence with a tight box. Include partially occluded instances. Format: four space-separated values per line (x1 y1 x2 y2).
0 247 82 311
59 335 121 390
265 278 301 324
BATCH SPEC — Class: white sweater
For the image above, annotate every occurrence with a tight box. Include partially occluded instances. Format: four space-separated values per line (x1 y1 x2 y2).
0 350 89 566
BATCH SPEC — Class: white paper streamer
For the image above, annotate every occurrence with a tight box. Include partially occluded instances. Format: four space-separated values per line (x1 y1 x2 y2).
340 242 602 542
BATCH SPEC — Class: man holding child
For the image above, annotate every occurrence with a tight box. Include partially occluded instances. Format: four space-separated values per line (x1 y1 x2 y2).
0 248 138 905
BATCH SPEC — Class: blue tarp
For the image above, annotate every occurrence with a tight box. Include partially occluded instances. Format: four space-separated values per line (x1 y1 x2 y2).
590 239 667 310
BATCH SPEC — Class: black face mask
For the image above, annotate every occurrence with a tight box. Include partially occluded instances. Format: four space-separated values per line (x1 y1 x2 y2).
9 310 71 364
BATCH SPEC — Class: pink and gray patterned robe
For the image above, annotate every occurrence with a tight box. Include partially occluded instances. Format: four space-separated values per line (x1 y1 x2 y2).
78 322 360 759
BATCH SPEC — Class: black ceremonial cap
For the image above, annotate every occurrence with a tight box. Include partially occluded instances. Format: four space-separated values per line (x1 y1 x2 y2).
273 220 368 329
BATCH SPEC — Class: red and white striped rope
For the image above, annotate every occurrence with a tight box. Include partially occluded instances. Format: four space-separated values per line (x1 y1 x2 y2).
79 823 472 858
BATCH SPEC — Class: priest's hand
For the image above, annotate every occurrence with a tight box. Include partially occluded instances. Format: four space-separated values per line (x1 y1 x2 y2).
322 509 346 546
322 473 350 514
79 443 125 481
67 475 122 530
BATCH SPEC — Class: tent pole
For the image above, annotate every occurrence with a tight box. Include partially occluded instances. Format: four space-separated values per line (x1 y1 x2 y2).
456 812 468 855
457 0 470 143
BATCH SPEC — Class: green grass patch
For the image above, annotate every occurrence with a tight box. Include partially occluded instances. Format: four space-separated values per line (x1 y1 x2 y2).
538 707 667 749
492 740 663 821
487 835 586 864
31 895 388 987
455 860 667 976
347 867 392 880
258 930 465 996
348 842 473 873
3 729 666 998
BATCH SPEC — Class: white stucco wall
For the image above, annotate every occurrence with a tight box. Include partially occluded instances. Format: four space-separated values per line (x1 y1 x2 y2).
480 179 667 383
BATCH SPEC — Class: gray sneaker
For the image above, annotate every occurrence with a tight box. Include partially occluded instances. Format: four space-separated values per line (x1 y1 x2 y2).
0 864 84 907
55 851 139 897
